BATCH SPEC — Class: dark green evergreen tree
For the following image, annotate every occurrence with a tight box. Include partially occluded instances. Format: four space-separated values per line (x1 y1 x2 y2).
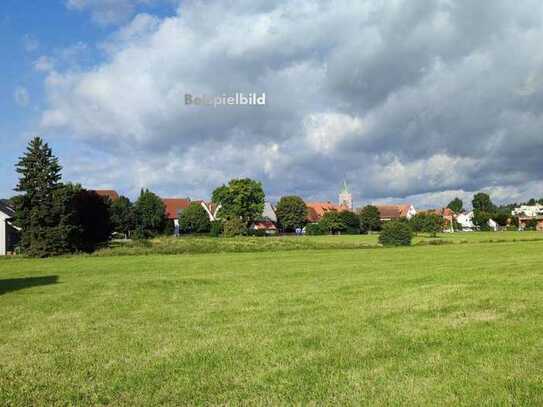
15 137 71 257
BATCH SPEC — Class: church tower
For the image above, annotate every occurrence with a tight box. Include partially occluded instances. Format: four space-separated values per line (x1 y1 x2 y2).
339 180 353 210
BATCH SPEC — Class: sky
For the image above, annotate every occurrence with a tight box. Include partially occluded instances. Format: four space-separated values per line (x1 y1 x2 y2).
1 0 543 209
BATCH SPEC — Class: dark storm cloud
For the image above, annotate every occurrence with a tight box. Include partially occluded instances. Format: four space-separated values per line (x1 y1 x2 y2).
41 0 543 205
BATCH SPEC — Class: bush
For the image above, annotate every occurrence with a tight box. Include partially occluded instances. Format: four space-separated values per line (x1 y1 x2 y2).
247 229 267 237
209 220 223 237
409 213 445 236
378 221 413 247
223 218 247 237
305 223 325 235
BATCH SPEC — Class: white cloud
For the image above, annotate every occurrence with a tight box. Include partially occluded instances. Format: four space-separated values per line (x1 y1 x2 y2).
22 34 39 52
14 87 30 107
34 56 55 73
38 0 543 203
304 113 368 154
65 0 174 26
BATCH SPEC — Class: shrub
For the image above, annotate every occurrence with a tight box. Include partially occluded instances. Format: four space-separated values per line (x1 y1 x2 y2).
378 221 413 247
319 211 346 234
248 229 268 237
223 217 247 237
305 223 325 235
409 213 445 236
209 220 223 237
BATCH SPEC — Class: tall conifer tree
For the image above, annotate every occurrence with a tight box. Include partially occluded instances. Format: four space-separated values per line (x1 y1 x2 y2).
15 137 70 257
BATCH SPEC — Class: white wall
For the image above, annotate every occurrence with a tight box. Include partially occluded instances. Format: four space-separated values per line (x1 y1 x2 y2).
0 218 6 256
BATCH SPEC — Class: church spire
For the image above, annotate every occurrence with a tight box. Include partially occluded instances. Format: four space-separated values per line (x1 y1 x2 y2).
339 180 353 210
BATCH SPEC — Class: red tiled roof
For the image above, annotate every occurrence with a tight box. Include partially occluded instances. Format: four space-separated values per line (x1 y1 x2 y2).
420 208 455 218
375 204 412 220
162 198 191 219
305 202 344 222
92 190 120 201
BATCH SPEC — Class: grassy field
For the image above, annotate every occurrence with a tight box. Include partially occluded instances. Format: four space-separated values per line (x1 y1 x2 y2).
2 239 543 405
96 231 543 256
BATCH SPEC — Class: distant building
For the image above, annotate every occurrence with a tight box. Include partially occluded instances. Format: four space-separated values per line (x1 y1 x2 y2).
162 198 191 234
91 190 120 202
0 201 19 256
339 181 353 210
456 211 475 231
512 204 543 218
261 202 277 223
305 201 344 223
374 204 417 221
250 220 278 235
250 201 278 234
512 204 543 231
488 218 499 232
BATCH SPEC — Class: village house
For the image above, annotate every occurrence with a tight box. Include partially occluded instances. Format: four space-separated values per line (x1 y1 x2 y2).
162 198 191 234
250 202 279 234
0 201 19 256
305 202 346 222
512 204 543 218
513 204 543 231
374 204 417 222
456 211 500 231
456 211 475 231
304 182 353 223
92 190 120 202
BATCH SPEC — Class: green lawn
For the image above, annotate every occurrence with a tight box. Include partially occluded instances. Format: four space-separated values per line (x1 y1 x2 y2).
97 231 543 256
2 241 543 405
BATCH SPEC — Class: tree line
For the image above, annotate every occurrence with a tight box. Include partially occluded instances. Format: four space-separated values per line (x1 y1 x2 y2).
10 137 540 257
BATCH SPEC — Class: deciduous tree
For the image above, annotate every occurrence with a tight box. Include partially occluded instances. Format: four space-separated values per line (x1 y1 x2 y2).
358 205 382 233
447 197 463 213
275 196 307 232
211 179 265 225
134 189 167 238
179 202 211 233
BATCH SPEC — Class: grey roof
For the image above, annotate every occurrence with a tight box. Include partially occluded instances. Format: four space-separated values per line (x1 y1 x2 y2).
0 200 16 218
